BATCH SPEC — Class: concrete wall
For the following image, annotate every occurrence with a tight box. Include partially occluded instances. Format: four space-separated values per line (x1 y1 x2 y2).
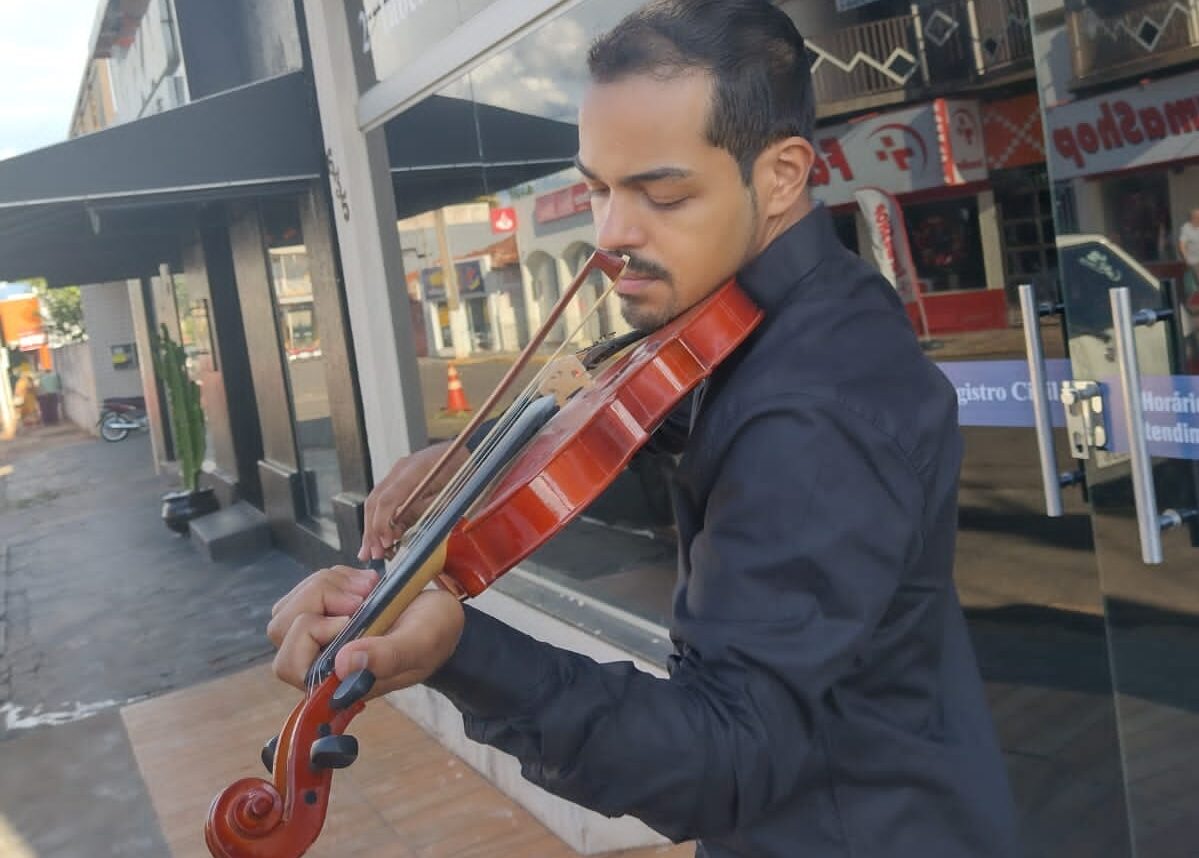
54 342 99 433
53 283 145 434
1029 0 1071 110
238 0 303 82
82 283 145 404
175 0 302 101
107 0 186 124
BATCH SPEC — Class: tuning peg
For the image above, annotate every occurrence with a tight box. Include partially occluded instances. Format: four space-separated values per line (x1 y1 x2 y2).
331 669 376 710
261 735 279 773
310 734 359 769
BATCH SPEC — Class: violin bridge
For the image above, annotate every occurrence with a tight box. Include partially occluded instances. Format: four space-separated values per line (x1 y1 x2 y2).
537 354 594 406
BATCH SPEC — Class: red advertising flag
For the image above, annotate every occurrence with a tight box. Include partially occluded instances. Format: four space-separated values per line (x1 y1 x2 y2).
490 207 518 234
853 187 931 337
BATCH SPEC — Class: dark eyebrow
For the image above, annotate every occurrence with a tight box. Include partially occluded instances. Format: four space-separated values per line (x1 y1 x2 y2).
575 155 693 187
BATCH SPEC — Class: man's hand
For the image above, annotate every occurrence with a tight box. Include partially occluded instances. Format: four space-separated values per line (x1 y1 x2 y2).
358 440 470 561
268 566 465 698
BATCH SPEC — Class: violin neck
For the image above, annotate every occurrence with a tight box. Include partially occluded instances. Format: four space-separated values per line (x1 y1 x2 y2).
306 394 561 686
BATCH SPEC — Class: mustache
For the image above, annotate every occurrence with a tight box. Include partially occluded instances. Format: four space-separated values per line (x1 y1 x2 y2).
620 254 672 284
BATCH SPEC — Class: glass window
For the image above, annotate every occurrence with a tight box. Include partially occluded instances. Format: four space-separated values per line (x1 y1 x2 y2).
384 1 675 645
903 197 987 292
260 198 344 542
1101 172 1172 265
353 0 506 90
167 272 216 472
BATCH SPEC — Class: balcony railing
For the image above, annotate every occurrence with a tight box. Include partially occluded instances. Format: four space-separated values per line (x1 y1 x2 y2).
807 0 1033 111
1068 0 1199 87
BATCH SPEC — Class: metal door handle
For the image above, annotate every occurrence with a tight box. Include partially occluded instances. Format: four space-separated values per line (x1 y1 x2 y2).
1109 287 1175 564
1018 284 1063 517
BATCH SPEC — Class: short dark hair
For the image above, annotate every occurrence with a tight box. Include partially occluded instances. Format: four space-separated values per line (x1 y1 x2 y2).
587 0 815 183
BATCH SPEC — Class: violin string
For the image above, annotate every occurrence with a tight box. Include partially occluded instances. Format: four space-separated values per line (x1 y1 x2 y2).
310 276 624 690
409 268 622 530
308 389 547 693
399 276 621 543
368 275 625 603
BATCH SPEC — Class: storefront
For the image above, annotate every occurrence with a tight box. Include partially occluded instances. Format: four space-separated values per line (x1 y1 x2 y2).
808 95 1008 333
0 68 373 570
1044 63 1199 290
298 0 1199 853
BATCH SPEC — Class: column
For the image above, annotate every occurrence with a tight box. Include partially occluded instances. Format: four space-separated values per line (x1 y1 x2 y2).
977 189 1006 291
302 0 428 481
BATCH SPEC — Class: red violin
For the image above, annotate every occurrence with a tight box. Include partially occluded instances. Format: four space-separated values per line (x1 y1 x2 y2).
204 250 763 857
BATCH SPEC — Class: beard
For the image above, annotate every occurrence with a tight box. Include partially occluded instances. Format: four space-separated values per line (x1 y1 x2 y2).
617 253 676 331
619 291 677 332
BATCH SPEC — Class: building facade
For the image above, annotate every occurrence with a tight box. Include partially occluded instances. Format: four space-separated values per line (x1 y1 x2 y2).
2 0 1199 854
301 0 1199 854
0 0 373 568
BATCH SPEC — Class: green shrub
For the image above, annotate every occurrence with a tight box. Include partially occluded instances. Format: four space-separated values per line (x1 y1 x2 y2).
153 324 206 492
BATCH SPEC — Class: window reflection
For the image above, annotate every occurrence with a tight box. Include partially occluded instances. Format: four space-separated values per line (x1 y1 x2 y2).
1038 0 1199 852
386 3 674 630
368 0 1199 851
905 198 987 293
168 272 215 471
261 198 343 537
1103 174 1172 265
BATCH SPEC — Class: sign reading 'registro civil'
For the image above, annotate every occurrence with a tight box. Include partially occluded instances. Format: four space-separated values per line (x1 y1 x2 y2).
1046 66 1199 180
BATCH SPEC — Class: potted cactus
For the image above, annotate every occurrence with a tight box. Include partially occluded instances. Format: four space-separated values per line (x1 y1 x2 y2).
154 324 218 533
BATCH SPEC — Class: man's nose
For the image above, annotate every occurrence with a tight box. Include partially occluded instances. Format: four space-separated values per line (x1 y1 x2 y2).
594 195 646 252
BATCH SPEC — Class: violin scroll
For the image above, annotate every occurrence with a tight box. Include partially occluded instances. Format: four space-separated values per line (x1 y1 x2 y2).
204 670 374 858
205 777 285 857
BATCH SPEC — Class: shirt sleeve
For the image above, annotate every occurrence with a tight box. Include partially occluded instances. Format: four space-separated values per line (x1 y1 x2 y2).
425 395 926 841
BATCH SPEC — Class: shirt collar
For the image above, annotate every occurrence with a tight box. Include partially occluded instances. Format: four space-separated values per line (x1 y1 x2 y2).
737 201 837 315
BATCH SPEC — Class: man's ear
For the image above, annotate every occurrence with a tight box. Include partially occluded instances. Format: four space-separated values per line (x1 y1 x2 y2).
755 136 815 217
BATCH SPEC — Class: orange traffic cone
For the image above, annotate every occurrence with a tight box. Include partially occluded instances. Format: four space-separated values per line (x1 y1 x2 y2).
443 364 472 414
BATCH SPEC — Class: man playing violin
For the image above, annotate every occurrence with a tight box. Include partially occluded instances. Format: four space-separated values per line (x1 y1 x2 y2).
268 1 1021 855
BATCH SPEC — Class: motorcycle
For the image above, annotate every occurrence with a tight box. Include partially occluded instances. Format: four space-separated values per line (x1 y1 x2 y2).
99 396 148 442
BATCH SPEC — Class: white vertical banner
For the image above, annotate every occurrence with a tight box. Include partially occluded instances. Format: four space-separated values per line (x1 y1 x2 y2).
853 186 931 337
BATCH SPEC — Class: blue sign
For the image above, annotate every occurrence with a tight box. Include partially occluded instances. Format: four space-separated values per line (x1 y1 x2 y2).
936 360 1071 429
420 260 486 301
1102 374 1199 461
936 360 1199 461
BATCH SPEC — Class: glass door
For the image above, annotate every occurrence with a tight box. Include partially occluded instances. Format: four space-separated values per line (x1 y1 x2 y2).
1031 2 1199 853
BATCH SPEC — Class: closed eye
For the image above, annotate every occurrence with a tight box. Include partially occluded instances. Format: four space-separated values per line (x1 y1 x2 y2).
648 196 688 210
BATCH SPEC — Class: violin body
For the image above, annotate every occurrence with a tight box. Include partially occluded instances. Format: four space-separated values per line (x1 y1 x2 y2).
205 274 762 858
444 278 762 596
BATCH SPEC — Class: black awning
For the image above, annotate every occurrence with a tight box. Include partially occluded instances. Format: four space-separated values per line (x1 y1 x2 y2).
0 70 322 286
385 95 578 220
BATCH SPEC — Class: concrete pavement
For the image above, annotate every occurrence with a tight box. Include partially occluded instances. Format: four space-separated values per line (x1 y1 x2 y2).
0 424 310 856
0 420 681 856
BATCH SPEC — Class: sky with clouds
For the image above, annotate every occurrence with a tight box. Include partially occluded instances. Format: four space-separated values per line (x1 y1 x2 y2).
0 0 100 161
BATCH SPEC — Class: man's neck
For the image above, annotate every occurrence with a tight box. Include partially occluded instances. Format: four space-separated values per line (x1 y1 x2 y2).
751 195 814 260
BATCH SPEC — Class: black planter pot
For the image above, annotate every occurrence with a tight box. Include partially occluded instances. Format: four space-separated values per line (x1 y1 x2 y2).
162 487 219 534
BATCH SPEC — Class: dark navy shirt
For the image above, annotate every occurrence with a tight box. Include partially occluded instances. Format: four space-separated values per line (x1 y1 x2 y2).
427 204 1021 857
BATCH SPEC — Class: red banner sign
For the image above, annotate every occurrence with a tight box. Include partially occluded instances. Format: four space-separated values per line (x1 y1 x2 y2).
490 207 517 233
1046 66 1199 179
534 183 592 224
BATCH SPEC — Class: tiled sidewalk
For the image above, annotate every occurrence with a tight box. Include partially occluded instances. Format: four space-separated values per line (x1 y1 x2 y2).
124 663 693 858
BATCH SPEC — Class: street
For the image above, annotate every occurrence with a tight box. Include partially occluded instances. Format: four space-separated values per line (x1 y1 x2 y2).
0 423 685 858
0 426 310 855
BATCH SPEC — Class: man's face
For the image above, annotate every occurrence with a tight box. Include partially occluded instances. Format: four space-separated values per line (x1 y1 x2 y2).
577 72 759 331
1190 209 1199 226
